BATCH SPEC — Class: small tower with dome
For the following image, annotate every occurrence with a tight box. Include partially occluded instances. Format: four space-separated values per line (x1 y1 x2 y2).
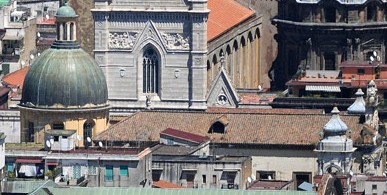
315 107 356 175
19 2 109 147
347 88 366 115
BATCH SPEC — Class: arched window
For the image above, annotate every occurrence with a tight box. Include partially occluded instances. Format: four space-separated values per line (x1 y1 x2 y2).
367 4 377 21
70 22 74 40
83 120 94 148
63 23 67 40
325 6 336 22
143 47 159 93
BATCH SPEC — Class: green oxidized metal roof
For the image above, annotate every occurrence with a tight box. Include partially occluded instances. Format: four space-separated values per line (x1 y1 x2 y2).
20 47 108 109
32 188 317 195
56 3 77 17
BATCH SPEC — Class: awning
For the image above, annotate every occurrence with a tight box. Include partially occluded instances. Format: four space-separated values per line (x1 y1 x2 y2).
16 158 43 163
2 31 22 40
214 168 240 171
45 162 59 166
11 11 25 17
305 85 341 92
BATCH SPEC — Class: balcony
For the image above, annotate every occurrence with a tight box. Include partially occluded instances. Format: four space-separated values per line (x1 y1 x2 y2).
295 0 384 4
272 18 387 33
0 54 20 63
221 183 239 189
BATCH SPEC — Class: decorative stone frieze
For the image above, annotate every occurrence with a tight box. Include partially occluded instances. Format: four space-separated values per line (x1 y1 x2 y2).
108 32 138 49
161 33 190 50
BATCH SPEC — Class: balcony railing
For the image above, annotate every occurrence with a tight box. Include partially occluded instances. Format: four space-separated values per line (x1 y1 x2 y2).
221 183 239 189
295 0 386 4
273 18 387 31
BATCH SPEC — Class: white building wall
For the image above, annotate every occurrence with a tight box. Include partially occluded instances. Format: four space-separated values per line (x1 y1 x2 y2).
252 156 317 181
0 110 20 143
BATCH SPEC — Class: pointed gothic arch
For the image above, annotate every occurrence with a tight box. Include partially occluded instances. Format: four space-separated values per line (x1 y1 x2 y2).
142 45 161 94
226 45 232 77
240 36 247 87
233 40 239 86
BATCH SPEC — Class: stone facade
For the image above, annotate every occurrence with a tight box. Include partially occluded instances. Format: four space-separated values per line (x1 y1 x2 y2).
92 0 208 114
272 0 387 89
207 15 262 90
20 108 109 146
0 110 20 143
237 0 278 90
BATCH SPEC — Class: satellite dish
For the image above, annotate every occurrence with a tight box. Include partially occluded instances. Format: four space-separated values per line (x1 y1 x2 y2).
87 137 92 143
98 141 103 148
50 139 54 145
373 51 378 57
20 60 25 66
77 135 81 141
247 177 252 183
45 14 49 20
377 56 381 62
37 32 40 38
37 53 41 56
268 175 272 180
46 140 51 148
370 56 374 62
30 54 35 60
258 85 262 91
251 174 256 181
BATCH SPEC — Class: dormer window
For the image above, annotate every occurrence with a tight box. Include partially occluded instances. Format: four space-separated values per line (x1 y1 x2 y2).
209 121 225 134
208 115 229 134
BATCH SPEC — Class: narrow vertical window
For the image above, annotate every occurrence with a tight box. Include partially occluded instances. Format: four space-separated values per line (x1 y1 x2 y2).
105 165 113 182
143 48 159 93
28 122 34 142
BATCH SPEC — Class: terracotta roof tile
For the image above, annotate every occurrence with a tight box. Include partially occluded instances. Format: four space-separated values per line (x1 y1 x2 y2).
206 107 324 115
96 110 363 146
2 66 29 89
161 128 209 144
207 0 255 41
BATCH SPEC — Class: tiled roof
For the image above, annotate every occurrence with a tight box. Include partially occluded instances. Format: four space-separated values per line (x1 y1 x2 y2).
152 180 184 188
161 128 209 144
206 107 325 115
152 145 197 155
207 0 255 41
95 110 364 146
2 66 29 89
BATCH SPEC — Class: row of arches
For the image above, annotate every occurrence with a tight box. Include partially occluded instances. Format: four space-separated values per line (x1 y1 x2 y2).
56 21 76 41
207 27 261 89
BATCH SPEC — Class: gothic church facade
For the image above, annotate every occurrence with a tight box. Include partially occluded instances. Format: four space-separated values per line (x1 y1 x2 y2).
92 0 208 115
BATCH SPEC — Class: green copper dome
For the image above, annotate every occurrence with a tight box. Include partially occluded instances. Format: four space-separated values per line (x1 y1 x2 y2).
20 47 108 109
56 3 77 17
